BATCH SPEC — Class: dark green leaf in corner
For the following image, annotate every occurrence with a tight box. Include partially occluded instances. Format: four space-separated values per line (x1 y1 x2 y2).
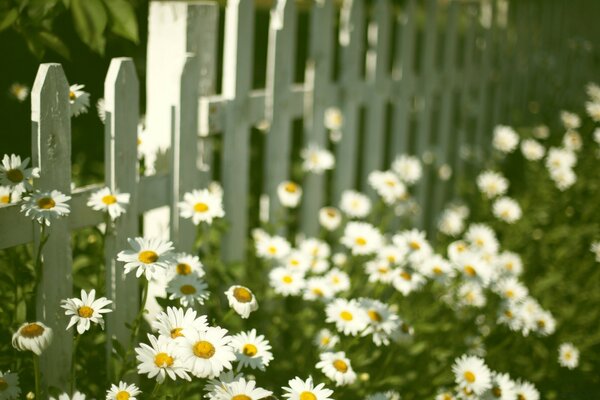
103 0 139 44
0 9 19 32
70 0 107 55
38 30 71 60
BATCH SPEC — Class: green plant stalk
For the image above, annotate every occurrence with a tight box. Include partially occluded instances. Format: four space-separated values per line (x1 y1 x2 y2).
70 334 81 395
119 277 149 380
33 354 40 400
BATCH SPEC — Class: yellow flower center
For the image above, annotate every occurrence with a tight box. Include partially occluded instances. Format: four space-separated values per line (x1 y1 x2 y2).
492 387 502 397
537 319 546 329
387 255 396 263
505 290 515 298
194 202 209 212
37 197 56 209
325 209 337 218
290 259 300 266
400 271 411 281
464 371 476 383
378 266 389 273
193 340 215 359
355 237 367 246
433 266 443 275
300 392 317 400
321 336 330 345
267 245 277 255
102 195 117 205
137 137 142 146
138 250 159 264
333 359 348 373
0 377 8 391
78 306 94 318
180 284 196 295
6 168 24 183
232 396 251 400
409 241 421 250
154 352 173 367
564 352 572 360
504 310 513 318
176 263 192 275
385 179 397 187
233 287 253 303
517 395 526 400
368 310 382 322
464 265 476 277
284 182 298 193
170 328 184 339
340 311 353 321
20 323 44 338
312 287 324 296
69 91 76 100
0 195 9 203
116 391 130 400
242 343 258 357
282 275 293 284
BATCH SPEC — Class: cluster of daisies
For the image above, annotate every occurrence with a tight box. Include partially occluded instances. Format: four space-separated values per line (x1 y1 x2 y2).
8 81 89 118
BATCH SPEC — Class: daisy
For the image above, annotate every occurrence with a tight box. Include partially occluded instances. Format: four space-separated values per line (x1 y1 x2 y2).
324 107 343 130
513 380 539 400
9 83 29 102
176 326 236 378
418 255 453 279
393 229 428 254
269 267 305 296
166 253 205 280
325 298 369 336
282 376 334 400
61 289 113 334
319 207 342 231
20 189 71 226
340 221 383 255
314 329 340 350
560 110 580 130
106 381 141 400
492 125 519 153
0 154 39 193
299 238 331 260
587 82 600 101
391 154 422 184
360 298 400 346
586 100 600 121
308 257 329 274
591 241 600 262
492 197 522 223
339 190 371 218
364 259 396 284
50 392 86 400
482 372 516 400
520 139 545 161
494 277 528 302
457 282 487 308
301 144 335 174
549 167 576 191
368 170 407 204
117 237 175 280
316 351 357 386
277 181 303 208
256 235 292 260
562 131 582 152
97 98 106 122
204 371 244 400
0 185 20 205
87 187 130 221
545 147 576 172
447 240 470 262
136 334 191 383
435 392 456 400
476 171 508 199
558 342 579 369
69 84 90 117
452 355 492 395
284 250 312 274
438 208 466 236
304 277 336 301
213 377 272 400
231 329 273 371
179 188 225 225
11 321 53 355
325 268 351 293
166 274 210 307
378 244 408 266
152 306 208 340
332 252 347 267
392 268 426 296
496 251 523 276
465 224 499 254
455 253 493 285
225 285 259 319
0 370 20 400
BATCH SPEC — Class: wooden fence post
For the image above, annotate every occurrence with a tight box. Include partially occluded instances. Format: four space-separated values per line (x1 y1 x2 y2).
31 63 72 392
104 58 139 376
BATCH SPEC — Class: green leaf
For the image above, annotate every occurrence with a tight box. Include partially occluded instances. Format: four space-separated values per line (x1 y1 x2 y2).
70 0 107 55
102 0 138 43
24 32 46 58
37 30 71 59
0 8 18 31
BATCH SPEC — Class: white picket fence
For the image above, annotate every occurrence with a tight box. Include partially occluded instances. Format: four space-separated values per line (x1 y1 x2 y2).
0 0 522 391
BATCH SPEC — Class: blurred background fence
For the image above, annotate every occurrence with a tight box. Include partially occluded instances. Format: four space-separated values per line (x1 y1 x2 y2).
0 0 599 392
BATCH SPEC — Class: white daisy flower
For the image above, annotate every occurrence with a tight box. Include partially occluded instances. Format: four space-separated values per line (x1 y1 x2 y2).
304 277 336 301
368 170 407 204
393 229 428 254
340 221 383 256
308 257 329 275
225 285 259 319
513 380 539 400
591 241 600 262
117 237 175 280
477 171 509 199
482 372 516 400
340 190 371 218
595 128 600 145
560 110 581 130
9 83 29 102
332 252 347 267
284 250 312 274
316 351 357 386
176 326 236 378
392 268 426 296
204 371 244 400
0 185 20 205
325 298 369 336
314 329 340 350
69 84 90 117
494 277 528 302
533 309 556 336
179 188 225 225
61 289 113 334
455 253 494 286
364 259 396 284
136 334 191 383
96 98 106 122
213 377 272 400
256 235 292 260
301 144 335 174
451 355 492 395
545 147 576 172
418 254 453 279
532 124 550 139
282 376 334 400
106 381 141 400
558 342 579 369
391 154 422 184
299 238 331 260
457 282 487 308
50 392 86 400
447 240 470 262
520 139 545 161
166 274 209 307
87 187 130 221
465 224 499 255
324 107 343 130
166 253 205 280
378 244 408 266
360 298 400 346
586 100 600 121
587 82 600 101
319 207 342 231
496 251 523 276
20 189 71 226
0 154 39 194
152 306 208 341
0 370 20 400
231 329 273 371
277 181 302 208
11 321 53 355
549 167 576 191
269 267 305 296
438 208 466 236
492 197 522 224
325 268 351 294
562 131 582 152
492 125 519 153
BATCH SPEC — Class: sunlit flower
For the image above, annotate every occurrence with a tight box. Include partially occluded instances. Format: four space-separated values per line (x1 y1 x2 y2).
256 234 292 260
392 268 426 296
520 139 545 161
0 185 20 205
438 208 466 236
360 298 400 346
545 147 576 172
50 392 86 400
11 322 53 355
316 351 357 386
282 376 334 400
225 285 259 319
301 144 335 174
325 268 351 294
69 84 90 117
269 267 305 296
591 241 600 263
277 181 303 208
368 170 407 204
87 187 130 221
176 326 236 378
457 282 486 308
166 253 205 280
586 100 600 121
549 167 576 191
106 381 141 400
213 377 272 400
364 259 396 284
0 370 20 400
299 238 331 260
562 131 582 152
492 125 519 153
152 306 208 341
560 110 580 130
9 83 29 102
166 274 209 307
136 334 191 383
61 289 113 334
314 329 340 350
392 154 422 184
465 224 499 255
231 329 273 371
319 207 342 231
513 380 539 400
324 107 343 131
494 277 528 302
304 277 335 301
179 189 225 225
20 189 71 226
340 190 371 218
558 342 579 369
340 221 383 255
492 197 522 223
483 372 516 400
325 298 369 336
117 237 175 280
452 355 492 395
477 171 508 199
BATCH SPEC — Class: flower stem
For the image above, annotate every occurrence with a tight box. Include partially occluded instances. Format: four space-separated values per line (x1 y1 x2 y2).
33 354 40 399
150 381 161 397
70 334 81 395
119 277 149 380
33 224 50 297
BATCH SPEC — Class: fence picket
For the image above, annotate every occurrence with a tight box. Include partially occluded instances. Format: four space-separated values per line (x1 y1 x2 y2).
31 63 72 391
